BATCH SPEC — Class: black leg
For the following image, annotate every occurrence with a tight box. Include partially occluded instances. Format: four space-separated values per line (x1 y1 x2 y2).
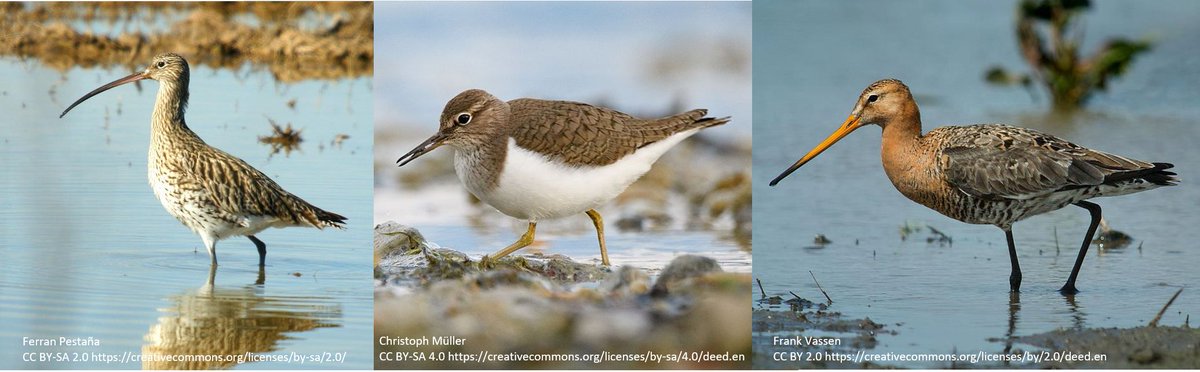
1061 201 1102 295
255 265 266 286
1005 228 1021 292
248 235 267 267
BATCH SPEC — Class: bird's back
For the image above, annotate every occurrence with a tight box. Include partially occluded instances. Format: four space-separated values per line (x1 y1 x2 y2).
930 124 1176 200
149 135 345 237
907 124 1177 225
507 98 729 166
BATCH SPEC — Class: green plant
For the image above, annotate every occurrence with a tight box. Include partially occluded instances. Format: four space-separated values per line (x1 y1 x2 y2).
985 0 1152 110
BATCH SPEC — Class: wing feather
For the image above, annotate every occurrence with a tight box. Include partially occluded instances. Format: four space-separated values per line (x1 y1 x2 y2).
938 125 1156 200
508 99 728 166
184 147 327 228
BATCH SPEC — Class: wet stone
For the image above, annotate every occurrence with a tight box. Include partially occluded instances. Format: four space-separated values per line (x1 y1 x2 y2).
374 221 609 287
597 265 651 298
653 254 722 294
374 223 751 369
374 222 429 260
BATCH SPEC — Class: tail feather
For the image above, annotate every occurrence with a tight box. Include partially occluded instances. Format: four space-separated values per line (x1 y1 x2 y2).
1141 162 1179 186
694 115 731 129
316 209 348 229
661 109 731 130
1103 162 1178 187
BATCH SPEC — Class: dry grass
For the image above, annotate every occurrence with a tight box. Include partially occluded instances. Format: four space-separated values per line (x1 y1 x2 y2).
0 2 372 82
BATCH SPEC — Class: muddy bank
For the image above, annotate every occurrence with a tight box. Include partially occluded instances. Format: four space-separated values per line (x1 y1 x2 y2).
752 299 894 369
1018 326 1200 368
1 2 371 82
374 222 751 369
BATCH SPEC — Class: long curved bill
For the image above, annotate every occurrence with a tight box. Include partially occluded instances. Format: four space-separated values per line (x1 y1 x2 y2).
60 72 149 118
769 115 861 186
396 132 449 167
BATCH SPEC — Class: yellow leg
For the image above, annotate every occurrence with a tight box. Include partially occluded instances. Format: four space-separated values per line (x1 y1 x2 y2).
489 221 537 260
585 209 610 266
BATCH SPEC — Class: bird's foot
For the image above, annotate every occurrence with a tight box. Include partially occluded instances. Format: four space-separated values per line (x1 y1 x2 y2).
1058 284 1080 295
479 255 499 269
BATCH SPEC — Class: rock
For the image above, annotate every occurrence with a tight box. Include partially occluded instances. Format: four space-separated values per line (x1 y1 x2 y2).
374 221 610 286
376 266 751 369
374 221 428 267
597 266 651 298
652 254 723 294
373 224 750 368
813 234 831 245
374 247 748 369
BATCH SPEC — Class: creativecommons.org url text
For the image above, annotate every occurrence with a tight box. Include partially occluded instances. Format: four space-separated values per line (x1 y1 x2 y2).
379 350 745 364
772 350 1106 364
22 351 347 365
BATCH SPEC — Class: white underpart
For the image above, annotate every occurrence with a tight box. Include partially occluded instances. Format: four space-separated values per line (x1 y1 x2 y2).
457 130 700 221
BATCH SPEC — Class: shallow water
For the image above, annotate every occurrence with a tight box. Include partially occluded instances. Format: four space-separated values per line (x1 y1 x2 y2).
0 57 373 369
754 0 1200 368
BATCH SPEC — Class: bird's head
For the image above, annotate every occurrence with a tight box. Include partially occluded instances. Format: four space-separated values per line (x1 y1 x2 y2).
769 79 917 186
396 89 510 167
60 53 191 118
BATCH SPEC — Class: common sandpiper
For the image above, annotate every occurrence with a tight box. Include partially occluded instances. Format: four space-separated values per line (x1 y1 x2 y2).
396 89 729 266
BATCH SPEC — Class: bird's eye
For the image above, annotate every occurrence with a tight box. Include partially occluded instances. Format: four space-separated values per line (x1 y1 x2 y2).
456 113 472 125
867 94 879 103
156 61 166 68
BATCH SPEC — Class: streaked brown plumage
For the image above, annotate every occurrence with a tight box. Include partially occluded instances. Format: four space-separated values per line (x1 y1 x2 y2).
60 53 345 266
397 89 729 266
770 79 1176 294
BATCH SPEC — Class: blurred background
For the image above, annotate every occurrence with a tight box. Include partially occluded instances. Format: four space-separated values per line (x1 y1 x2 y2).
753 0 1200 368
0 3 372 369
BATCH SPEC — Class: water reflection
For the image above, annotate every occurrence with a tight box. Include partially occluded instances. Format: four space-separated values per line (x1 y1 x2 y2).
993 291 1092 366
1002 292 1020 360
258 119 305 159
1063 294 1086 330
141 266 341 369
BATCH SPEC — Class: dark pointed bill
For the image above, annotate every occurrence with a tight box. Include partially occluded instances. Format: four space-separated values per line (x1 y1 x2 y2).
396 132 449 167
769 115 862 187
59 72 148 118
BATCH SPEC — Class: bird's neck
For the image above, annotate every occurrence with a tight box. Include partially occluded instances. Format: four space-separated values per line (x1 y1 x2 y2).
148 78 206 159
452 134 509 194
150 78 192 135
880 104 927 194
880 100 923 149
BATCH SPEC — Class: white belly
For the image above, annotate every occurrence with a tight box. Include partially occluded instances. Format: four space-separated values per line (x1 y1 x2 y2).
456 131 698 221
